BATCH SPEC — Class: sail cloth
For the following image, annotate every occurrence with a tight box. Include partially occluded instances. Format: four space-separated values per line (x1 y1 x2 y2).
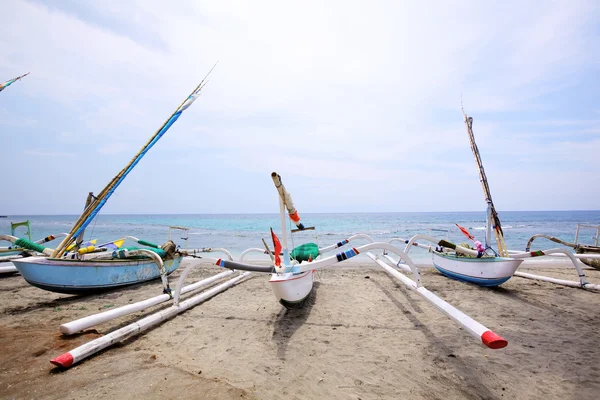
52 68 215 258
271 172 305 230
0 73 29 93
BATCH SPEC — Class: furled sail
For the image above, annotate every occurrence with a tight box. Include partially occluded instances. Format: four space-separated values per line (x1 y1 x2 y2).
0 72 29 93
271 172 305 230
52 67 216 257
462 112 508 257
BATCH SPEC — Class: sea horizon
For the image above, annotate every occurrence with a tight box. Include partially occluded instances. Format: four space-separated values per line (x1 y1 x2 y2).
2 209 600 217
2 210 599 264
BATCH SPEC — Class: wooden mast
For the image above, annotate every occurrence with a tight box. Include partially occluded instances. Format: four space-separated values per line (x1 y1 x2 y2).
52 64 217 257
462 111 508 257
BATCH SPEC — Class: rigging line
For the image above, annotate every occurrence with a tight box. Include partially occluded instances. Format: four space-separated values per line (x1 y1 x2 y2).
88 212 100 246
289 215 295 259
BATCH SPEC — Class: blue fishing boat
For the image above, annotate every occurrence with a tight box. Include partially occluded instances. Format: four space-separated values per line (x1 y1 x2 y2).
11 69 214 294
12 254 182 294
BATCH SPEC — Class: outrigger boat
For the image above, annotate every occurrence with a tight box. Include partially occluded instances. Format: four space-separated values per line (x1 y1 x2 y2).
50 171 511 368
10 69 214 294
392 111 600 291
418 110 524 286
0 220 68 258
268 172 317 308
524 224 600 270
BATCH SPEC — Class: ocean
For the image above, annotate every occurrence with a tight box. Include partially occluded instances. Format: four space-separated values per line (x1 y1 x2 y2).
1 211 599 263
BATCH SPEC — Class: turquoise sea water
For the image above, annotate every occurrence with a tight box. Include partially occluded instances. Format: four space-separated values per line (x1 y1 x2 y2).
2 211 599 263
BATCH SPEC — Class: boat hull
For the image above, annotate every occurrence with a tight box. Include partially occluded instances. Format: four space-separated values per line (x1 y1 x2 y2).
269 270 314 309
12 255 182 294
576 246 600 270
432 252 523 287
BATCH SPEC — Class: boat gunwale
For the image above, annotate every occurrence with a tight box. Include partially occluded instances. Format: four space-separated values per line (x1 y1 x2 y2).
433 251 518 263
13 254 183 267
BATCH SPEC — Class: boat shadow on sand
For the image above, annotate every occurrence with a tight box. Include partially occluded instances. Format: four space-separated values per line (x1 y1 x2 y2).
272 281 319 360
370 274 497 399
1 277 164 317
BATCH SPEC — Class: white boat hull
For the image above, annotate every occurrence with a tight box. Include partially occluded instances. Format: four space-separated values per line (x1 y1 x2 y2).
269 269 314 309
432 252 523 286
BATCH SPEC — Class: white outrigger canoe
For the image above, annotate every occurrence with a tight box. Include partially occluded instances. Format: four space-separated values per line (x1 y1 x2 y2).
431 252 523 287
394 110 600 292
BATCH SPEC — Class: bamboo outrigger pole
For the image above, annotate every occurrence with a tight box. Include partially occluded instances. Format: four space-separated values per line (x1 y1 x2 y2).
462 109 509 257
52 64 218 257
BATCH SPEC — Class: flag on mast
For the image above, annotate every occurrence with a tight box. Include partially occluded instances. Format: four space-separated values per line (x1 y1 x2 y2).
270 228 282 267
456 223 475 241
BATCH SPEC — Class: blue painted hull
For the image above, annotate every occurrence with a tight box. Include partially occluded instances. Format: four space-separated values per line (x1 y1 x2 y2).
12 255 182 294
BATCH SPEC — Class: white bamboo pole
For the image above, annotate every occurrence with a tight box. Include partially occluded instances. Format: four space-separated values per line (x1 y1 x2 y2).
365 252 507 349
59 270 235 335
34 232 68 245
318 233 375 253
485 205 493 250
173 257 235 305
508 250 600 260
1 234 19 244
183 247 234 260
50 271 251 368
0 262 17 273
513 271 600 290
389 237 434 255
240 248 270 260
279 196 289 269
510 248 600 291
382 255 414 274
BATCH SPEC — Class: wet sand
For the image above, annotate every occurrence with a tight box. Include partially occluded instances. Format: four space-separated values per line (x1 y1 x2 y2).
1 258 599 399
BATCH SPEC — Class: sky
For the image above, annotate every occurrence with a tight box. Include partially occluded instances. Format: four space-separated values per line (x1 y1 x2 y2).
1 0 599 214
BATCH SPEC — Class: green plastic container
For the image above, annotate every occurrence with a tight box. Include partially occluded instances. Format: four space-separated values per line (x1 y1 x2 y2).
290 242 319 262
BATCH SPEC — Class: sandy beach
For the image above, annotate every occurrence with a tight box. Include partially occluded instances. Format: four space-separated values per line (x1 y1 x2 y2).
1 258 599 400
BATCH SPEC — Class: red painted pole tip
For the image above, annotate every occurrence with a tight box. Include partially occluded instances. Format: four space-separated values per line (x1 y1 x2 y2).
50 352 74 368
481 330 508 349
